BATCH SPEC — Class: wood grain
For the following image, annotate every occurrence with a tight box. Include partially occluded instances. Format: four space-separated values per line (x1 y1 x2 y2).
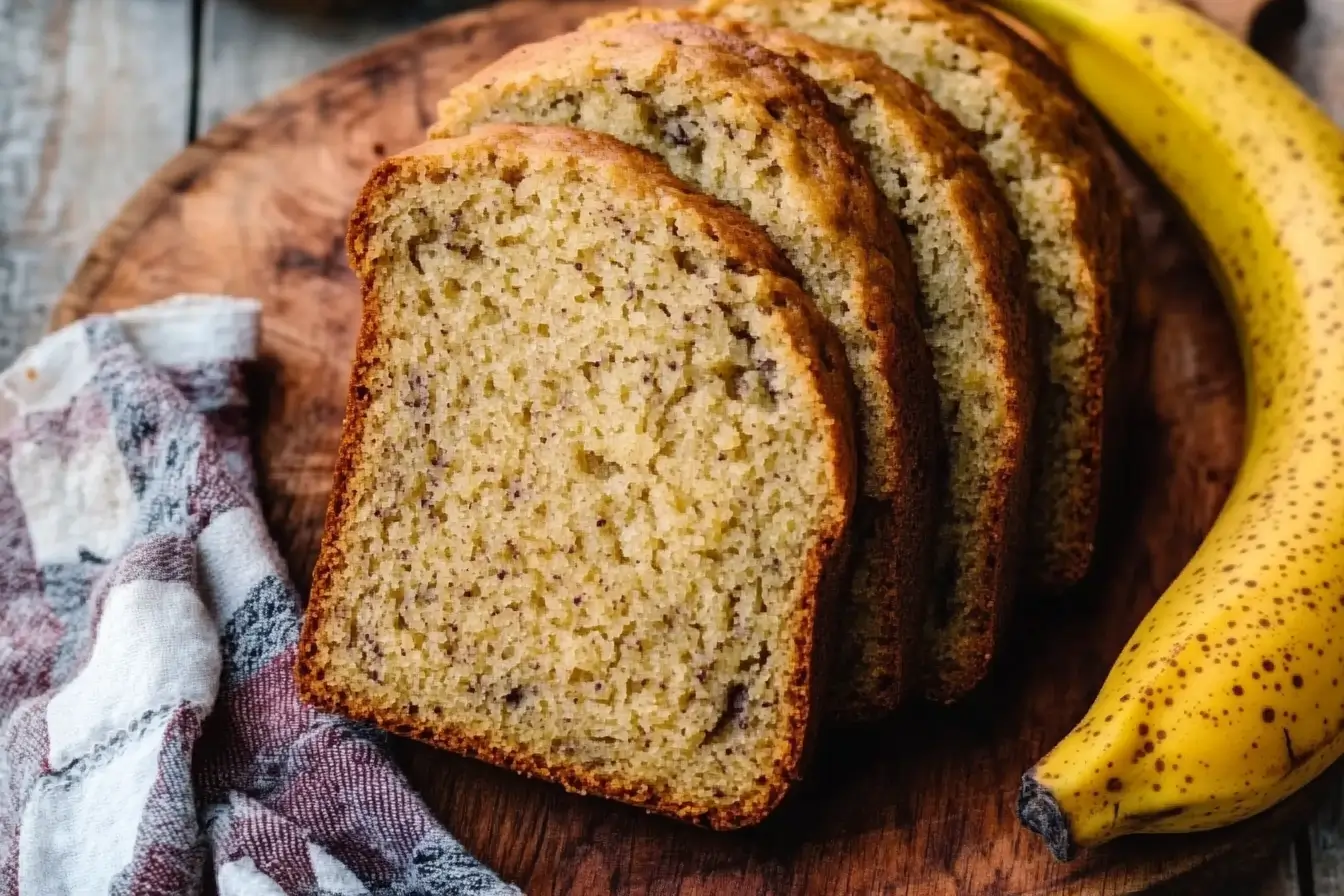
1309 795 1344 895
197 0 451 132
1255 845 1303 896
1291 0 1344 127
44 1 1338 892
0 0 191 369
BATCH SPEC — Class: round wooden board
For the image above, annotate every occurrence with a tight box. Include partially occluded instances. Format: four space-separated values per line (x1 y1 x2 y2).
52 2 1334 892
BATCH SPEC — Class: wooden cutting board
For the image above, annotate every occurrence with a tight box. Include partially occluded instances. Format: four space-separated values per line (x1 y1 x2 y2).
51 1 1333 892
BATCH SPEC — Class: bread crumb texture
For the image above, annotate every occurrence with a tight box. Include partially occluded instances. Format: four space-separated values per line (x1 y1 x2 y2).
431 22 942 715
431 23 916 504
298 125 854 827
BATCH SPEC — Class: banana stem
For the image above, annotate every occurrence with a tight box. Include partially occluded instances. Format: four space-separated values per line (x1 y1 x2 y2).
1018 774 1074 861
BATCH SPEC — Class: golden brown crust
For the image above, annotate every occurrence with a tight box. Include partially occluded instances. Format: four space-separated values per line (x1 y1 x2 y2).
695 0 1125 596
296 124 856 829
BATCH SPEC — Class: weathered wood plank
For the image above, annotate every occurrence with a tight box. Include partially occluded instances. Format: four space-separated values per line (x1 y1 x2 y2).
1291 0 1344 133
0 0 191 368
1309 792 1344 895
1253 839 1305 896
197 0 454 132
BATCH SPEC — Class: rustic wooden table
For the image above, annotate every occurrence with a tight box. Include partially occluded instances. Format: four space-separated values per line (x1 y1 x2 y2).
0 0 1340 892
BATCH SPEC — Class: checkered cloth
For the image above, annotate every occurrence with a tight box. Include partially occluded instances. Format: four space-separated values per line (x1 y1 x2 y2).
0 296 519 896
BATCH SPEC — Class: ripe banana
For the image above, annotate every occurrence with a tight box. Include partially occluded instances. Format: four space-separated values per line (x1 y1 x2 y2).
988 0 1344 860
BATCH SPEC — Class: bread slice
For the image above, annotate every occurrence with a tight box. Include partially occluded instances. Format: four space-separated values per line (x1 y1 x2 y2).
296 124 856 828
582 10 1033 712
700 0 1126 596
430 23 939 712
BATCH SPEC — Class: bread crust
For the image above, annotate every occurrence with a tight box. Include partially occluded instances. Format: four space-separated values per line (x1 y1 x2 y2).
697 0 1126 598
295 124 857 829
431 22 940 713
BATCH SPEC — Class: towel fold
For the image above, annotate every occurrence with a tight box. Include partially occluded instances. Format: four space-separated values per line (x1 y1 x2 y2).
0 296 519 896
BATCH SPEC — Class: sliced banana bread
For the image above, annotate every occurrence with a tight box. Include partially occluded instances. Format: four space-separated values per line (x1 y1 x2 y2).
296 124 856 828
430 23 939 712
701 0 1126 598
582 9 1032 710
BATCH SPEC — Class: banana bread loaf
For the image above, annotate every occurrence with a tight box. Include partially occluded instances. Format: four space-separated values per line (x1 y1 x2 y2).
296 124 856 827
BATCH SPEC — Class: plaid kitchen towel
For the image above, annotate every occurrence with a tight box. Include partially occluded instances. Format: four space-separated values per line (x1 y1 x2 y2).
0 296 520 896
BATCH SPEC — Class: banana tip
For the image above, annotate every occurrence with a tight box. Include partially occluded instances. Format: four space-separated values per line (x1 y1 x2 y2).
1018 772 1075 861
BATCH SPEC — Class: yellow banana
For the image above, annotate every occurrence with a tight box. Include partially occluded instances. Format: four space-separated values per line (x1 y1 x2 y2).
988 0 1344 860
